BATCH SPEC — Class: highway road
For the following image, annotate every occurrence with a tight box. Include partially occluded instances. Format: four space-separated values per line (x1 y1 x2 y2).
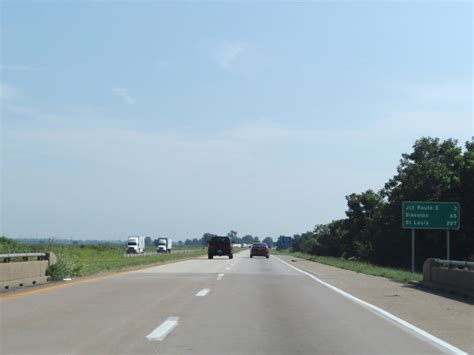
0 251 466 355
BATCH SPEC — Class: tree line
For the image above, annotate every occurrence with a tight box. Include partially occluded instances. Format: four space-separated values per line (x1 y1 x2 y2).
181 231 274 248
291 137 473 270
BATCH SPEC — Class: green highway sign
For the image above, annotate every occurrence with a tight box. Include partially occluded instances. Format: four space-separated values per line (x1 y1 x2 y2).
402 201 460 230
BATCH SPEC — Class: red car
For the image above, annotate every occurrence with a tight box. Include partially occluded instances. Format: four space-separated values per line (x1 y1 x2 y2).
250 243 270 259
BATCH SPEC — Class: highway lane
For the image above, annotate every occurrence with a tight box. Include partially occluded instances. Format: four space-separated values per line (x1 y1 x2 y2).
0 251 459 354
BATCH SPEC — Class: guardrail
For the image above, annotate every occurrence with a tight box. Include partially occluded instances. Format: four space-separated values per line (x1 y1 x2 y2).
1 253 50 263
434 259 474 270
124 252 162 257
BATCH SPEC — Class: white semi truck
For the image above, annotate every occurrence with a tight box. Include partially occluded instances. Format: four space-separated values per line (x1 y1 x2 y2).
126 236 145 254
157 238 172 253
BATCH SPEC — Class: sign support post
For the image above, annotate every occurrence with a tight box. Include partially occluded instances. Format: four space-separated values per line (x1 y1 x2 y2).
411 229 415 273
447 229 450 261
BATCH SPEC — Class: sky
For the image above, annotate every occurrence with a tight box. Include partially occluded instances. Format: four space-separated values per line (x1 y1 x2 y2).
1 1 472 241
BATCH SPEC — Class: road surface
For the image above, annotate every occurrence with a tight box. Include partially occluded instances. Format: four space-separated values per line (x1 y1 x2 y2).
0 251 465 354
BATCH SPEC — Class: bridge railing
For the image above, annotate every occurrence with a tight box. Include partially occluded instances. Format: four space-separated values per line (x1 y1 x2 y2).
433 259 474 271
422 258 474 298
1 253 51 263
1 252 57 290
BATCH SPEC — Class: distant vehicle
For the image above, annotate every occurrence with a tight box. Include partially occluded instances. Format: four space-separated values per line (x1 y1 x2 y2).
126 236 145 254
208 236 233 259
250 243 270 259
157 238 172 253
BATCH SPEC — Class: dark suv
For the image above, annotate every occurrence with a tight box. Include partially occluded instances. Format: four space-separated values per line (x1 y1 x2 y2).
208 236 233 259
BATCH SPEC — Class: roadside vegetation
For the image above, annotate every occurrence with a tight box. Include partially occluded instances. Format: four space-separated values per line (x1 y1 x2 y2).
276 138 473 270
274 249 422 283
0 237 206 280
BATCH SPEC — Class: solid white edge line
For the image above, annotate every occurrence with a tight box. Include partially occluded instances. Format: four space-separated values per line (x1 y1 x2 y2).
145 317 179 341
274 256 467 355
196 288 210 297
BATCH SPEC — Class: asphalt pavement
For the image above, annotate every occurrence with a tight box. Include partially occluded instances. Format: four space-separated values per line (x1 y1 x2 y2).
0 251 466 354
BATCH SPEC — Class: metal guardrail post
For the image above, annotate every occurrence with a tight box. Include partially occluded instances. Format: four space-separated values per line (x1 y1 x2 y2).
446 230 450 261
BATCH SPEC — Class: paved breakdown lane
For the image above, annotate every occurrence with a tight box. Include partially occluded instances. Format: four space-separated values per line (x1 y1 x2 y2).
0 251 463 355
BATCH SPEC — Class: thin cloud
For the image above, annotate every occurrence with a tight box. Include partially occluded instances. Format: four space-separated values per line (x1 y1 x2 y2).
215 41 247 68
402 81 471 106
112 88 135 105
1 64 37 72
4 104 40 116
0 83 20 100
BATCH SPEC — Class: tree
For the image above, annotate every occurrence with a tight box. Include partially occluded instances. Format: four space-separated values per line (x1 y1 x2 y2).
288 137 473 268
291 234 303 252
200 233 216 245
300 231 318 254
381 137 467 267
0 236 25 253
383 138 463 203
314 220 346 257
242 235 254 244
344 189 384 260
456 140 474 260
226 230 243 243
253 236 260 243
145 236 153 246
262 237 274 248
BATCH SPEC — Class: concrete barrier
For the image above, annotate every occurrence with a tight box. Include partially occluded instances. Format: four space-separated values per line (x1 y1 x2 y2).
0 252 56 291
422 258 474 298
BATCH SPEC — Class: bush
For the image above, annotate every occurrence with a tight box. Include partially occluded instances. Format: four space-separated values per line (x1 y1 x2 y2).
46 254 82 280
0 236 30 253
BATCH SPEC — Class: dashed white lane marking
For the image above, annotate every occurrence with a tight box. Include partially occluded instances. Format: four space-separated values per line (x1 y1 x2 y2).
195 288 210 297
274 256 467 355
146 317 179 341
225 267 231 270
217 273 224 280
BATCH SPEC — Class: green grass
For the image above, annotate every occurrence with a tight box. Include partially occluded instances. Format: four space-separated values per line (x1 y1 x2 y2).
71 248 205 276
0 238 206 280
274 249 422 283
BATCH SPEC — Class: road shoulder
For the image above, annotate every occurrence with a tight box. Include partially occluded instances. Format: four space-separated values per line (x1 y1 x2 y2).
277 254 474 354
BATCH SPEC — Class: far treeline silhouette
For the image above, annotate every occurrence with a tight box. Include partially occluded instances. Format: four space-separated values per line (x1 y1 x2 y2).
291 137 473 270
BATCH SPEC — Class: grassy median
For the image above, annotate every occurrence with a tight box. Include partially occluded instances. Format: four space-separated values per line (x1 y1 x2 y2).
59 246 206 277
0 238 206 280
274 250 422 283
